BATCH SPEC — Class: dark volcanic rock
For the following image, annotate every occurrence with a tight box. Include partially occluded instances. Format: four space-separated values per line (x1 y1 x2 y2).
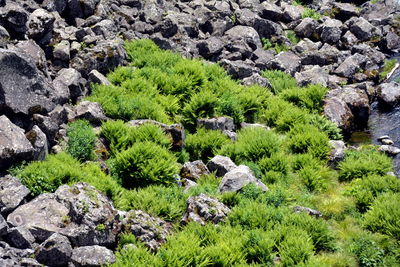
0 175 30 215
70 245 115 267
35 233 72 266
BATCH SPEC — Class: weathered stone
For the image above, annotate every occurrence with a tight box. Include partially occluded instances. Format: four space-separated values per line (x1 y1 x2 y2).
0 175 30 215
0 3 29 39
0 214 8 237
294 18 319 38
323 97 353 131
319 18 343 44
197 117 235 131
349 17 381 42
182 194 230 225
27 9 54 45
0 49 55 115
293 206 322 218
32 114 59 147
26 125 48 161
88 70 111 85
378 145 400 156
207 155 237 177
6 227 35 249
35 233 72 266
70 245 115 267
180 160 210 181
377 82 400 109
0 241 35 266
219 165 268 193
54 68 85 102
282 2 302 22
383 32 400 52
121 210 172 252
381 139 394 145
258 1 283 21
12 40 48 75
220 59 257 79
334 53 368 78
73 101 108 124
242 73 272 88
267 51 301 75
294 38 321 54
53 40 70 62
332 2 359 21
224 25 262 52
328 140 346 166
197 37 224 59
0 116 34 171
295 65 330 87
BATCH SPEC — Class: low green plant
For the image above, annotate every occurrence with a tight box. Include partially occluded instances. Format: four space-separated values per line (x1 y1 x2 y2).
308 114 343 140
379 59 397 81
302 8 322 20
286 30 300 45
262 70 298 95
109 142 179 188
280 84 328 113
278 227 315 266
67 120 96 162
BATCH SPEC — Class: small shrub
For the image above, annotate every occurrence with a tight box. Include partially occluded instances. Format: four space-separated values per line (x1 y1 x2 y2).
261 70 298 95
338 149 393 182
286 30 300 44
110 142 179 188
185 128 231 162
67 120 96 162
186 174 220 197
302 8 322 20
379 59 397 81
242 229 275 265
280 84 328 113
259 153 290 177
308 114 343 140
239 183 264 200
350 236 384 267
363 192 400 239
297 165 330 192
218 96 244 125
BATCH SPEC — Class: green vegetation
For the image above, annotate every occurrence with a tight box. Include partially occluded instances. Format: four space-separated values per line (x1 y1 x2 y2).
302 8 322 20
11 40 399 267
379 59 397 81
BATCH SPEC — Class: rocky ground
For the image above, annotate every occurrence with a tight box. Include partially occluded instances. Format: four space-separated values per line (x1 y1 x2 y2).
0 0 400 266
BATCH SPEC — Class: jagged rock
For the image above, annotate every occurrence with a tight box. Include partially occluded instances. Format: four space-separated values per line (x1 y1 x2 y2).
282 2 302 22
223 130 237 141
301 45 340 66
0 214 8 237
341 30 359 49
70 245 115 267
35 233 72 266
378 145 400 156
12 40 48 76
7 183 118 247
383 32 400 52
224 25 262 52
54 68 86 102
41 0 67 13
6 227 36 249
32 114 59 147
182 194 230 225
0 3 29 39
53 40 70 62
334 53 368 78
295 65 330 87
352 44 385 67
258 1 283 21
128 119 185 150
324 97 353 131
67 0 101 20
381 139 394 145
377 82 400 109
0 241 35 267
332 2 359 21
329 140 346 166
73 101 108 124
219 165 268 193
183 179 197 193
26 125 48 161
348 17 381 42
180 160 210 181
293 206 322 218
294 38 322 54
0 175 30 215
252 48 274 70
0 49 55 115
88 70 111 85
267 51 301 75
319 18 343 44
220 59 257 79
197 117 235 131
207 155 237 177
197 37 224 59
242 73 272 88
0 116 34 171
294 18 318 39
27 8 54 45
121 210 172 252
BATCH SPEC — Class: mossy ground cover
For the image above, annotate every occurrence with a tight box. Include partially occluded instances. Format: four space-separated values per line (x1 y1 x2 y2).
10 40 400 266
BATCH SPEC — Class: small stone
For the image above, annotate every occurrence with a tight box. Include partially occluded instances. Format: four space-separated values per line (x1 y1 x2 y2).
381 139 394 145
378 145 400 156
293 206 322 218
0 175 30 215
180 161 210 181
70 245 116 267
197 117 235 131
207 156 237 177
219 165 268 193
35 233 72 266
6 227 36 249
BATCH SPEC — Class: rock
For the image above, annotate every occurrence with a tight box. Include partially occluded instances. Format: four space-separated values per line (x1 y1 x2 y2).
0 240 35 266
20 258 42 267
219 165 268 193
319 18 343 44
383 32 400 52
332 2 359 21
258 1 283 21
0 3 29 39
26 125 48 161
53 40 70 62
328 140 346 166
27 9 54 45
240 122 270 130
0 49 55 115
12 40 48 76
252 48 274 70
323 97 353 131
293 206 322 218
341 30 359 49
183 179 197 193
0 116 34 171
121 210 172 251
32 114 59 147
378 135 391 141
73 101 108 124
294 18 318 39
0 214 8 237
224 25 262 52
128 120 185 151
0 175 30 215
54 68 86 102
35 233 72 266
70 245 115 267
180 161 210 181
295 65 330 87
378 145 400 156
220 59 256 79
282 2 302 22
67 0 101 20
381 139 394 145
267 51 301 75
301 45 340 66
223 130 237 141
242 73 272 88
197 117 235 131
197 37 224 60
334 53 368 78
348 17 381 42
181 194 230 225
6 227 36 249
294 38 321 54
88 70 111 85
207 155 237 177
377 82 400 109
7 183 118 247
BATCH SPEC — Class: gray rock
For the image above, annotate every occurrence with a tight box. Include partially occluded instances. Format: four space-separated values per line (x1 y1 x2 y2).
0 3 29 39
319 18 343 44
0 241 35 266
267 51 301 75
180 161 210 181
378 135 391 141
20 258 42 267
197 117 235 131
294 18 319 38
219 165 268 193
197 37 224 59
323 97 353 131
224 25 262 52
67 0 100 19
0 116 34 171
6 227 36 249
54 68 86 102
295 65 330 87
252 48 274 70
328 140 346 166
293 206 322 218
383 32 400 52
378 145 400 156
0 175 30 215
258 1 283 21
207 155 237 177
341 30 359 49
223 130 237 141
334 53 368 78
282 2 302 22
74 101 108 124
294 38 321 54
53 40 70 62
348 17 381 42
41 0 67 13
0 49 55 115
27 9 54 45
70 245 115 267
35 233 72 266
301 45 340 66
121 210 172 252
220 59 256 79
377 82 400 109
32 114 59 147
182 194 230 225
12 40 48 76
381 139 394 145
26 125 48 161
332 2 359 21
183 179 197 193
240 122 270 130
88 70 111 86
0 214 8 237
242 73 272 88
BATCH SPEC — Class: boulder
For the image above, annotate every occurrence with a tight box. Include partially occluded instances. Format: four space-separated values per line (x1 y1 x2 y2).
35 233 72 266
53 68 86 102
378 145 400 156
12 40 48 76
6 227 36 249
282 2 303 22
0 49 55 115
120 210 172 252
301 45 340 66
207 155 237 177
197 37 225 59
383 32 400 52
332 2 359 21
328 140 346 166
180 161 210 181
294 18 318 39
26 125 48 161
0 175 30 215
197 117 235 131
27 9 54 45
70 245 115 267
334 53 368 78
224 25 262 52
219 165 268 193
0 214 8 237
323 97 353 131
53 40 70 62
348 17 381 42
0 241 35 266
377 82 400 109
181 194 230 225
267 51 301 75
295 65 330 87
32 114 59 147
0 116 34 171
293 206 322 218
220 59 257 79
242 73 272 88
88 70 111 85
258 1 283 21
0 3 29 39
73 101 108 124
319 18 343 44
